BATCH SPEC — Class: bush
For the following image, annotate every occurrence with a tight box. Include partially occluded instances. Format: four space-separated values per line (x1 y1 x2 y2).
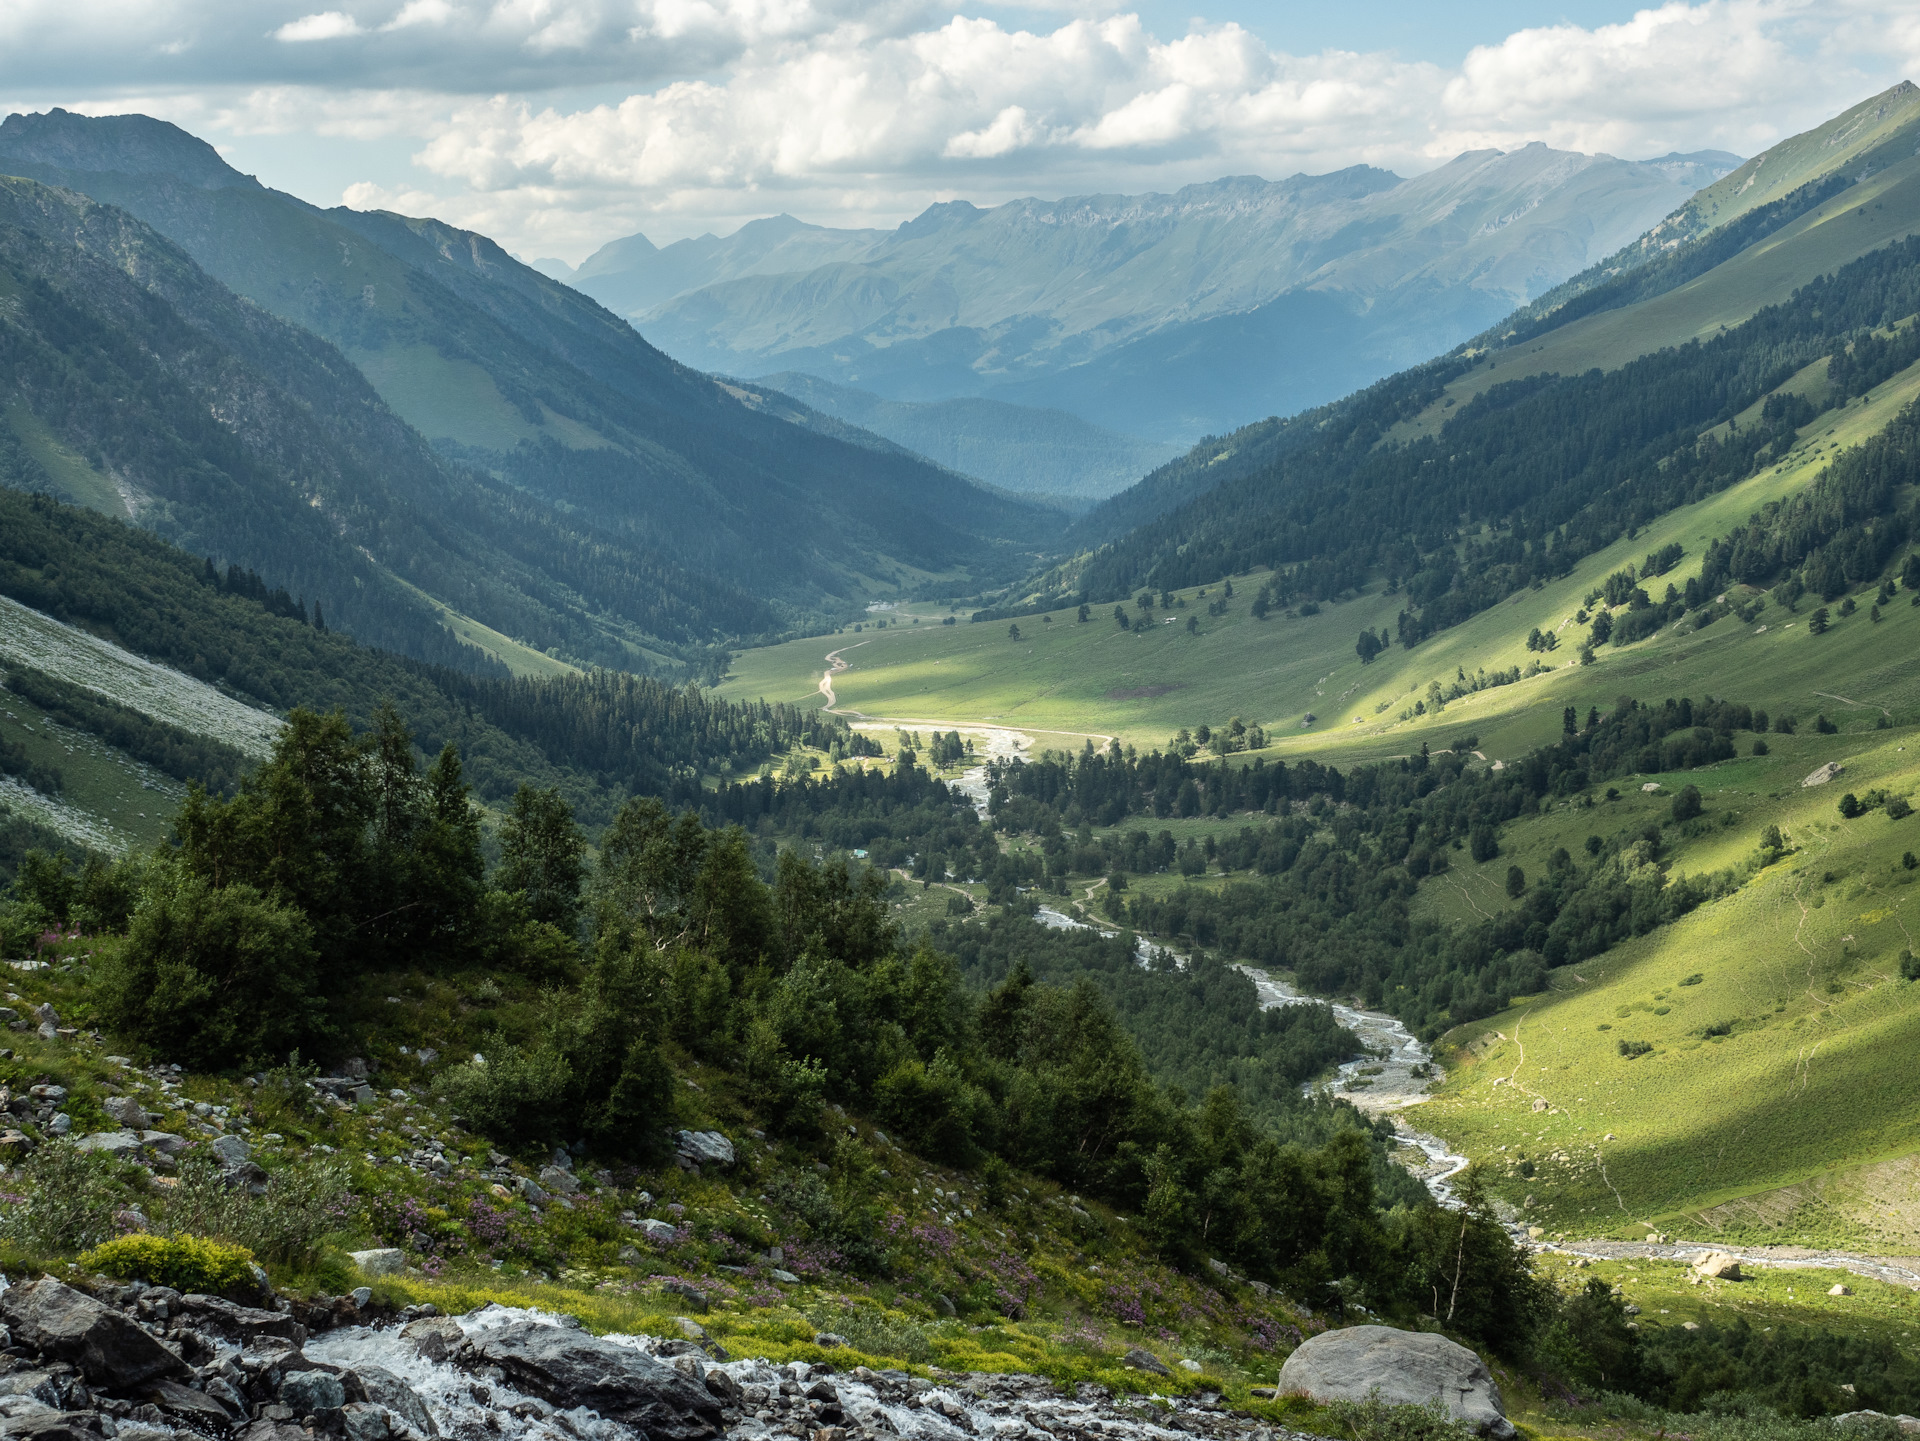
79 1233 255 1294
438 1045 573 1145
1618 1039 1653 1057
94 871 323 1069
1323 1394 1481 1441
1 1142 126 1252
1888 795 1913 820
1671 785 1703 823
162 1149 349 1269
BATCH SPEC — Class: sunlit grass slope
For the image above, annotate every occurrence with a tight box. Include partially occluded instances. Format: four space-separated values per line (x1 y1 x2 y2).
715 351 1920 770
1421 726 1920 1250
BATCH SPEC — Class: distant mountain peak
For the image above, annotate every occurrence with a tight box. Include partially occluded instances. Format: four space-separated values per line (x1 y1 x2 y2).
0 108 257 190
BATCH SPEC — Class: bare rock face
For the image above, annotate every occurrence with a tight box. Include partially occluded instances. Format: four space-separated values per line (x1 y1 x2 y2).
1278 1325 1514 1438
0 1279 186 1390
464 1320 723 1441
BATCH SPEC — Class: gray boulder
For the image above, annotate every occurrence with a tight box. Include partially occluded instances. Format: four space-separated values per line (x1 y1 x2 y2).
1277 1325 1513 1439
72 1131 145 1160
537 1165 579 1196
101 1096 151 1129
281 1369 347 1415
210 1135 252 1167
635 1219 678 1243
1121 1348 1170 1376
464 1320 722 1441
348 1365 439 1437
674 1131 735 1168
0 1278 186 1389
348 1249 407 1277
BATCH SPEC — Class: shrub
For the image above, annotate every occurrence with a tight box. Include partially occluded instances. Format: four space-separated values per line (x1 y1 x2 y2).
1 1142 125 1252
79 1234 255 1294
93 871 323 1069
438 1045 573 1145
163 1150 349 1269
1324 1394 1482 1441
1618 1040 1653 1058
1889 796 1913 820
1671 785 1703 823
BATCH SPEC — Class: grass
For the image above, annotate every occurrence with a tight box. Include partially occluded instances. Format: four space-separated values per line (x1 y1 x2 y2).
3 399 129 519
1421 726 1920 1246
714 349 1920 777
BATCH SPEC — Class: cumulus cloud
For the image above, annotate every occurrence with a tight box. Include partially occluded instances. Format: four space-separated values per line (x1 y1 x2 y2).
273 10 365 40
2 0 1915 254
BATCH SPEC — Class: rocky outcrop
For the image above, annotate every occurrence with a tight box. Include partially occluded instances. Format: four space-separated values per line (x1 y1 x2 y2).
462 1319 723 1441
0 1279 186 1389
1692 1252 1743 1279
1278 1325 1513 1438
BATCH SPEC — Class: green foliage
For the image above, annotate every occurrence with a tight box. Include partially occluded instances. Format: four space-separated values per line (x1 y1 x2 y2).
1323 1395 1481 1441
79 1233 255 1294
498 785 587 933
1 1141 127 1253
1672 784 1704 822
94 871 323 1069
4 665 251 796
162 1150 349 1270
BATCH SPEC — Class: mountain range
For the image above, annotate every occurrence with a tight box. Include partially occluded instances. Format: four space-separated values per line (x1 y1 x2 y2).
558 145 1738 443
0 109 1056 676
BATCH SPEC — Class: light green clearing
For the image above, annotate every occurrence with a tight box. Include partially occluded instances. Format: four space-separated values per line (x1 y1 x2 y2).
3 398 129 518
1424 726 1920 1248
350 345 610 453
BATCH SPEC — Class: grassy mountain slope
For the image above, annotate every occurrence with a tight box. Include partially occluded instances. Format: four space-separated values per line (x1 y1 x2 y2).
0 109 1062 627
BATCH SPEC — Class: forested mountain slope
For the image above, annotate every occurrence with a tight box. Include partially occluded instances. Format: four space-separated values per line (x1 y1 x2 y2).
0 110 1060 632
0 175 787 673
1055 84 1920 641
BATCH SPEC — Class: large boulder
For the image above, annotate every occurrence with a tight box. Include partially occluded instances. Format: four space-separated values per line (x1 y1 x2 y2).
464 1320 722 1441
0 1279 186 1389
348 1249 407 1277
1278 1325 1513 1439
674 1132 734 1168
1693 1252 1743 1280
347 1364 438 1437
100 1097 151 1129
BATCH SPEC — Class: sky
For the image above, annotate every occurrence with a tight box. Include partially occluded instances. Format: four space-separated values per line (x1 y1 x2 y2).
3 0 1918 261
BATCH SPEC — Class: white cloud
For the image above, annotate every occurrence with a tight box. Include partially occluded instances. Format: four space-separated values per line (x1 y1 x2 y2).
2 0 1914 256
273 10 365 40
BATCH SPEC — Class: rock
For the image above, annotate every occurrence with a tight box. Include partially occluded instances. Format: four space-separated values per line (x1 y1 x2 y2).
1530 1098 1548 1113
1121 1349 1170 1376
1803 762 1846 788
33 1004 59 1027
281 1369 347 1414
517 1177 549 1206
146 1377 235 1426
933 1295 957 1318
1830 1284 1853 1296
349 1364 439 1435
0 1278 186 1389
1277 1325 1513 1439
101 1096 151 1129
660 1279 708 1313
348 1249 408 1278
71 1131 146 1160
0 1413 103 1441
211 1135 252 1167
1836 1414 1920 1434
350 1288 373 1310
138 1132 188 1157
1692 1252 1742 1280
815 1333 847 1348
674 1131 735 1168
342 1401 394 1441
618 1246 643 1266
175 1294 306 1346
1178 1359 1203 1373
636 1219 678 1243
770 1270 800 1285
415 1048 438 1066
464 1319 722 1441
401 1315 466 1363
537 1165 579 1196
